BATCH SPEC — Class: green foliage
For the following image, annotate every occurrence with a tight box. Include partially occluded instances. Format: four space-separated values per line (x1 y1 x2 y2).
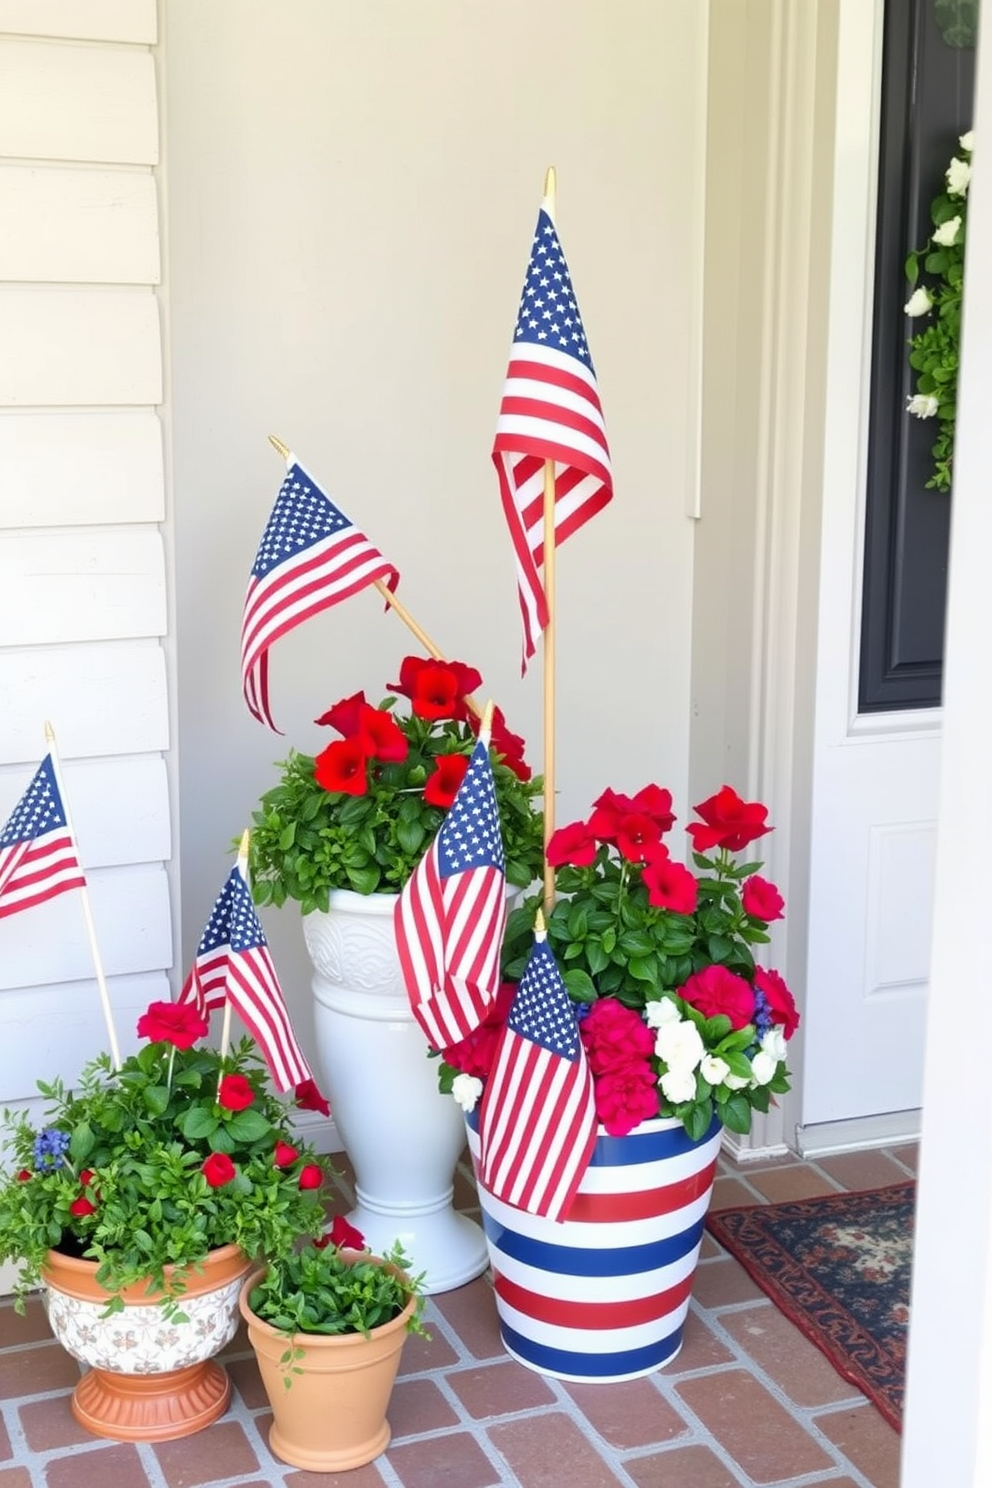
0 1040 330 1315
247 707 544 912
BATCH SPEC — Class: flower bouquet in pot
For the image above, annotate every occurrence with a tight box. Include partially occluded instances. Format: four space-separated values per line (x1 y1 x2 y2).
244 652 545 1292
0 999 332 1439
239 1215 428 1472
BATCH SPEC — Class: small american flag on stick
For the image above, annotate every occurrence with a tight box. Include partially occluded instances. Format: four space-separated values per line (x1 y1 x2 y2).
396 728 506 1051
179 859 315 1094
492 203 612 671
478 921 597 1221
242 459 399 731
0 754 87 920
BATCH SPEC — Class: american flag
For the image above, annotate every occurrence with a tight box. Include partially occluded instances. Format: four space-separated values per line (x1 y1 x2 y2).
0 755 86 920
395 737 506 1050
241 459 399 731
492 206 612 671
478 930 597 1221
179 861 315 1094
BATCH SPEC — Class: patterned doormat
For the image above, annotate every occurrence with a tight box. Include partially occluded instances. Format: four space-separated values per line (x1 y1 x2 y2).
705 1182 915 1431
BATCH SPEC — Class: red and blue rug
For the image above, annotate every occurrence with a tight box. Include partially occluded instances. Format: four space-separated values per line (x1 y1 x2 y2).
705 1182 915 1431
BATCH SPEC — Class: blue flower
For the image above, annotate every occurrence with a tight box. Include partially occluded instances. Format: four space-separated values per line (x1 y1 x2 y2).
752 987 773 1039
33 1128 71 1172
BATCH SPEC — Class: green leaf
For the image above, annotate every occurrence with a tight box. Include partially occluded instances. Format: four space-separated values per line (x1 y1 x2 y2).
143 1084 170 1117
179 1106 218 1140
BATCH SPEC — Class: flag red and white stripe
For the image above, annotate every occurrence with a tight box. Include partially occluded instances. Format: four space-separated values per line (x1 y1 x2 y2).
0 754 86 920
242 458 399 731
492 207 612 671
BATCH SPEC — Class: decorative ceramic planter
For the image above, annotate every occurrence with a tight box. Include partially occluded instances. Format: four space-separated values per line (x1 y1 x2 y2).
304 890 488 1293
239 1259 415 1471
41 1243 253 1441
465 1112 722 1382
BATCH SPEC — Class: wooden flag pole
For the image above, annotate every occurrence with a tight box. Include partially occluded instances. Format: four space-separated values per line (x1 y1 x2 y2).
265 434 482 720
218 830 251 1070
44 722 122 1070
541 166 558 917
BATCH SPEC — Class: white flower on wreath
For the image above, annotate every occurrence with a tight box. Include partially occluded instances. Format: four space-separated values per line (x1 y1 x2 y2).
904 286 933 317
451 1073 483 1113
907 393 939 419
645 997 682 1030
700 1054 730 1087
932 215 962 247
761 1026 788 1063
960 129 975 153
946 155 972 197
749 1050 778 1087
724 1072 750 1090
660 1066 698 1105
654 1017 705 1072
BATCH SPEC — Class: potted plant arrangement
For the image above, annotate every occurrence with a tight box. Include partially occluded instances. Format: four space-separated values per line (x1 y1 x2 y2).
247 652 544 1291
0 999 331 1441
239 1215 427 1472
442 781 799 1383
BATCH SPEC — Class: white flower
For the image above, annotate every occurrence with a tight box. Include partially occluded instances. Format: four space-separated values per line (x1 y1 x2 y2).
660 1066 698 1105
749 1050 777 1087
904 286 933 317
655 1018 705 1071
645 997 682 1029
906 393 939 419
450 1074 483 1113
946 156 972 197
959 130 974 153
700 1055 730 1087
761 1026 788 1063
724 1072 750 1090
932 215 962 247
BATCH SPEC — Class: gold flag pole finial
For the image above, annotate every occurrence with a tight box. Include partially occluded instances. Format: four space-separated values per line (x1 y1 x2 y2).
534 907 547 937
268 434 290 461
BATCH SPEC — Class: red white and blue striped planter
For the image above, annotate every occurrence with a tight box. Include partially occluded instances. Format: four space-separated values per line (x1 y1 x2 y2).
465 1112 722 1383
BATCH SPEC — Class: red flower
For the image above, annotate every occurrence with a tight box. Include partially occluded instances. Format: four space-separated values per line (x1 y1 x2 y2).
687 785 772 854
592 1063 659 1137
329 1214 366 1250
16 1169 31 1182
443 983 516 1077
587 787 635 842
69 1195 98 1218
356 704 408 762
314 738 369 796
546 820 597 868
136 1000 209 1049
580 998 655 1074
388 656 482 722
424 753 470 808
629 784 676 833
79 1170 96 1187
679 965 756 1030
641 854 698 914
741 875 785 923
615 812 664 864
295 1079 331 1116
314 690 367 735
298 1164 324 1190
218 1074 254 1112
273 1141 299 1168
470 705 532 782
202 1152 237 1188
755 967 800 1039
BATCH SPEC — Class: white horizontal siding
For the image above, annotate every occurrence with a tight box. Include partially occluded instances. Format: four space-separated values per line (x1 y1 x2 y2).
0 863 172 990
0 529 166 644
0 165 160 283
0 38 158 164
0 288 162 405
0 754 171 867
0 412 164 527
0 0 156 45
0 641 169 763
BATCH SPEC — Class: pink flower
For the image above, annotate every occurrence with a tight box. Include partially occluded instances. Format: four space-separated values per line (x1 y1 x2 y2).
755 966 800 1039
592 1063 659 1136
741 875 785 923
679 965 756 1031
580 998 655 1073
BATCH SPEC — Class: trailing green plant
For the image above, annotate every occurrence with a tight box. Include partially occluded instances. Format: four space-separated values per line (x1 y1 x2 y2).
904 130 973 493
247 655 544 912
0 1001 331 1316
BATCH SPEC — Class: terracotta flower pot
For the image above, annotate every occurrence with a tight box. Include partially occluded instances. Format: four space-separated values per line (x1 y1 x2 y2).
239 1257 416 1472
41 1243 253 1441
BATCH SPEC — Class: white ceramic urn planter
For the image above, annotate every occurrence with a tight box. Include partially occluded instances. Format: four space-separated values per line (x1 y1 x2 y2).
304 889 488 1294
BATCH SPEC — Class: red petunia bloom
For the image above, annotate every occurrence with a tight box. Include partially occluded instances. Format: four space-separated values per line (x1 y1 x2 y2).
424 753 470 808
546 820 598 868
442 982 516 1077
587 787 635 843
16 1169 31 1182
592 1063 660 1137
218 1074 255 1112
79 1170 96 1186
202 1152 237 1187
615 812 664 864
641 853 698 914
69 1195 98 1218
629 784 676 833
356 704 408 763
298 1164 324 1190
314 738 369 796
687 785 772 854
273 1141 299 1168
136 1000 209 1049
295 1079 331 1117
755 966 800 1039
741 874 785 923
329 1214 366 1250
470 704 532 782
579 998 656 1073
679 965 756 1031
388 656 482 722
314 690 368 736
